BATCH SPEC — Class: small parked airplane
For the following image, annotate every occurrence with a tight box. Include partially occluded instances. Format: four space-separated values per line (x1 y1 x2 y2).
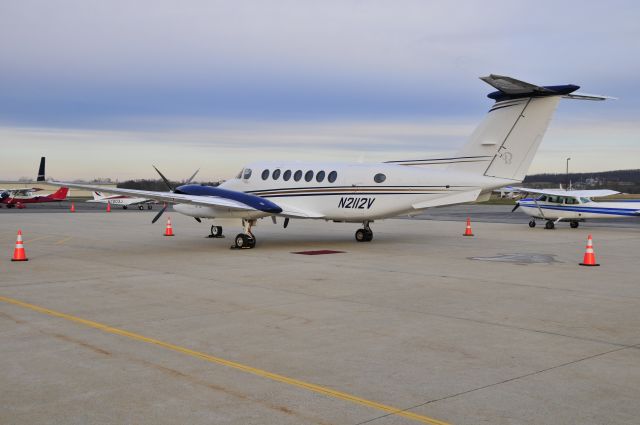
87 191 155 210
512 188 640 229
1 157 70 208
51 74 610 248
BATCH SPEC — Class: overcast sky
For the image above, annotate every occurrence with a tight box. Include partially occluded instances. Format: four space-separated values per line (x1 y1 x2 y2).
1 0 638 180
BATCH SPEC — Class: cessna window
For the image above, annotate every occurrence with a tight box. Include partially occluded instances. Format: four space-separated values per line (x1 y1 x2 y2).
565 197 578 205
305 170 314 182
374 173 386 183
272 169 281 180
283 170 292 181
539 195 547 201
316 170 325 182
580 197 591 203
242 168 252 180
261 169 269 180
328 171 337 183
294 170 303 181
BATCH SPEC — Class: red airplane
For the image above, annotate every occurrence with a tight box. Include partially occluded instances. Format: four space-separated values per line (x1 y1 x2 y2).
0 157 69 208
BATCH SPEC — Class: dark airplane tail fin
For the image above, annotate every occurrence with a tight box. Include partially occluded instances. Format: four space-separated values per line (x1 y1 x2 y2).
37 157 46 181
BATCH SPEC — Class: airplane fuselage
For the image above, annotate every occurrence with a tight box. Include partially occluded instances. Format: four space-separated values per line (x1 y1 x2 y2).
519 199 640 220
173 160 512 221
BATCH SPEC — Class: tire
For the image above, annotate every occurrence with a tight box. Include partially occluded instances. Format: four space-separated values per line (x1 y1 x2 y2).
211 226 222 237
235 234 246 248
148 204 153 210
123 205 128 210
528 220 536 228
545 221 555 230
138 205 144 210
364 229 373 242
570 221 579 229
355 229 366 242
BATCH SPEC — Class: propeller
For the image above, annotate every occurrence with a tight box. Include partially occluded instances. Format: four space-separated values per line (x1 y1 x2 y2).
150 166 200 224
511 202 520 212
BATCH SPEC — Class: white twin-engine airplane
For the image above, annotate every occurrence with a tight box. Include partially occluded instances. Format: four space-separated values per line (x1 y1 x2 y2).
52 74 610 249
512 188 640 229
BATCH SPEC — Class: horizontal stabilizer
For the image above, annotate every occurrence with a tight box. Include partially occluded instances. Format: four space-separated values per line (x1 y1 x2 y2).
481 74 579 101
563 93 616 101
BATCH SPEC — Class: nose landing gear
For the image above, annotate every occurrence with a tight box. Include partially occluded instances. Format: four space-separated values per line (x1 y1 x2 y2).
209 225 224 238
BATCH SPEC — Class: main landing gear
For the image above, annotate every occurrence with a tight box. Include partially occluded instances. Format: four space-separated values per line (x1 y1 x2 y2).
233 219 256 249
545 220 555 230
529 219 536 228
355 221 373 242
570 221 579 228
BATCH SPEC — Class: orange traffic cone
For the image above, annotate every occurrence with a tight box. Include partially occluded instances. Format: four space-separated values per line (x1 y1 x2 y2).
70 202 75 212
579 234 600 266
463 217 474 236
106 202 111 212
11 230 28 261
164 217 174 236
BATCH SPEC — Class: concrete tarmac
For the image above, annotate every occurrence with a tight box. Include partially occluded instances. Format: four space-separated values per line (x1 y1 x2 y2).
1 210 639 424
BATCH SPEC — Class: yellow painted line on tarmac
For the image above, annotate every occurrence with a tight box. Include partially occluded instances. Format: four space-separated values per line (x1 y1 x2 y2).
0 295 450 425
24 235 54 243
54 236 73 245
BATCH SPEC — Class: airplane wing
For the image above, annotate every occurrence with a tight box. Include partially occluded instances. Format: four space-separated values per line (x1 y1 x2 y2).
514 187 620 197
50 181 270 212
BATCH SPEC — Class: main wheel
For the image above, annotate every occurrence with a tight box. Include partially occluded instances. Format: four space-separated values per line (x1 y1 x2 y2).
545 221 555 230
147 204 153 210
570 221 579 229
528 220 536 228
235 234 247 248
138 205 144 210
355 229 373 242
123 205 128 210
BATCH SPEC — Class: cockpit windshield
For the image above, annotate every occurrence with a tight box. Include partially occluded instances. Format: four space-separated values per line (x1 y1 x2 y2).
580 197 591 203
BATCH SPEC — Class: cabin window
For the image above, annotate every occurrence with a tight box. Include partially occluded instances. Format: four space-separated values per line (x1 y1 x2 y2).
304 170 314 182
242 168 252 180
316 170 325 182
294 170 303 181
538 195 547 201
328 171 337 183
261 169 269 180
272 169 281 180
283 170 291 181
580 197 590 203
374 173 386 183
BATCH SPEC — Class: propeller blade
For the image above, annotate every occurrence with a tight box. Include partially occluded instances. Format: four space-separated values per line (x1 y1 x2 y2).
511 203 520 212
153 165 174 192
283 217 290 228
194 217 202 223
152 205 168 223
185 168 200 184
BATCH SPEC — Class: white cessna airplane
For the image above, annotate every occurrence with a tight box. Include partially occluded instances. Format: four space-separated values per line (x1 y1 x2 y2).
512 188 640 229
51 74 610 248
87 191 155 210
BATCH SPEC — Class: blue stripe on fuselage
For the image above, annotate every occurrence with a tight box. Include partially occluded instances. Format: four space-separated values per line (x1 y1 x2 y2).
519 203 639 216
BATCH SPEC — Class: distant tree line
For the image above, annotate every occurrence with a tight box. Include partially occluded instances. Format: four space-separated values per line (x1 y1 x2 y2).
524 169 640 193
117 179 220 190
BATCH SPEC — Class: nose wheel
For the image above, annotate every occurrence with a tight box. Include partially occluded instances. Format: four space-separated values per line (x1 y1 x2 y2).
528 219 536 228
355 222 373 242
209 225 224 238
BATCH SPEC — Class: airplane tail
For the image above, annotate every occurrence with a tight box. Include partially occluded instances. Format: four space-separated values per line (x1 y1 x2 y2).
447 75 610 182
37 157 45 181
49 187 69 200
92 191 107 201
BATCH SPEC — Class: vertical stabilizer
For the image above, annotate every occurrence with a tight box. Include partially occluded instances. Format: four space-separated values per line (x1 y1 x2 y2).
450 75 599 182
37 157 46 181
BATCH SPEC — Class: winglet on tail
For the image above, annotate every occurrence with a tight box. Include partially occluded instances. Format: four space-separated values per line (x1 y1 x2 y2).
37 157 45 181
